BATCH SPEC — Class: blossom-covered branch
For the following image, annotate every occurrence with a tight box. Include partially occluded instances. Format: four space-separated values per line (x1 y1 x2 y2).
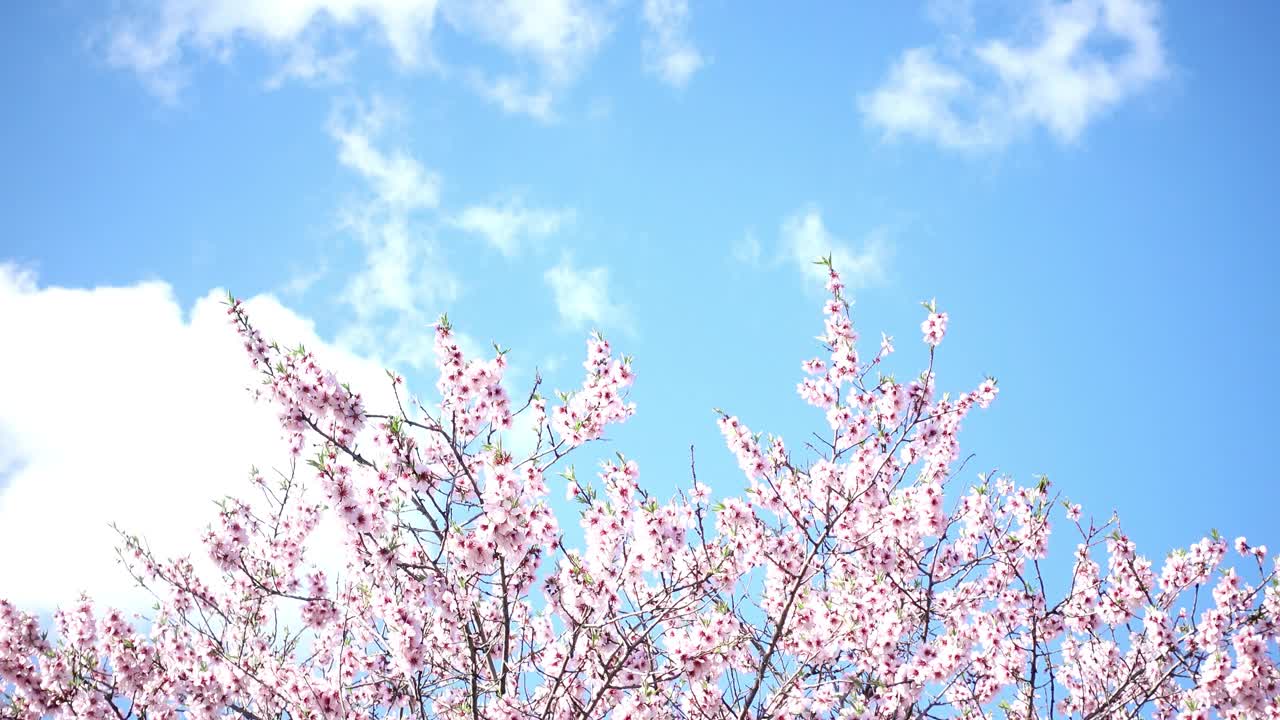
2 264 1276 719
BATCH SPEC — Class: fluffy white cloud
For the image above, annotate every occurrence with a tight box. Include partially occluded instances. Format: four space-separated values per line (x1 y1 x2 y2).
543 255 629 332
0 266 398 612
641 0 704 88
859 48 999 150
104 0 613 114
860 0 1166 149
454 198 574 257
781 208 891 290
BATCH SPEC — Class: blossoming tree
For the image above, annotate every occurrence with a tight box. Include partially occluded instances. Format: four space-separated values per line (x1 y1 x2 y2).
2 260 1277 719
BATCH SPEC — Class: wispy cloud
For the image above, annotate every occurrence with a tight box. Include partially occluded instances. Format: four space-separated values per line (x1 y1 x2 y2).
468 73 558 122
780 208 892 290
445 0 612 119
103 0 613 116
328 97 457 368
544 255 630 333
860 0 1167 150
104 0 442 102
443 0 610 86
732 210 892 290
264 44 356 91
641 0 705 88
331 99 441 212
326 98 578 366
278 260 328 298
454 197 574 257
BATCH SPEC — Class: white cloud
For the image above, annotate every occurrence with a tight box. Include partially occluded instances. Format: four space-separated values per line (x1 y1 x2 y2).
468 73 558 122
264 44 356 90
445 0 611 119
443 0 610 87
327 99 459 369
641 0 704 88
860 0 1167 149
454 197 574 257
104 0 613 115
105 0 442 101
780 208 891 290
339 212 457 312
0 266 398 612
278 261 329 298
543 255 629 332
326 98 582 367
330 98 441 213
859 48 1001 150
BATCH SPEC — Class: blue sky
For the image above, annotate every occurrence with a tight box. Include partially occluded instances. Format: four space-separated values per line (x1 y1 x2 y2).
1 0 1278 610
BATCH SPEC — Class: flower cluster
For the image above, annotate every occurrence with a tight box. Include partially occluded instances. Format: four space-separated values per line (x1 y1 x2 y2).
1 269 1275 719
550 333 636 447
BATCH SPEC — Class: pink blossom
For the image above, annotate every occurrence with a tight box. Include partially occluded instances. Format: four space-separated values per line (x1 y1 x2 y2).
0 278 1272 720
921 309 948 347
